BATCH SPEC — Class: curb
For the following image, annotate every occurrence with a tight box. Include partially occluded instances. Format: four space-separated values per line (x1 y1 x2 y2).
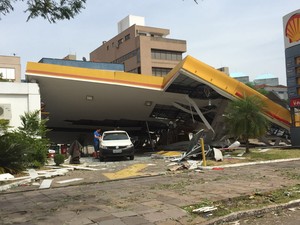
0 171 166 195
200 157 300 170
202 199 300 225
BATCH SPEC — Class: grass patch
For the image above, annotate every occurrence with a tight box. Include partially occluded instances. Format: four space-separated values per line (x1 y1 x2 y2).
246 149 300 161
182 184 300 220
281 171 300 180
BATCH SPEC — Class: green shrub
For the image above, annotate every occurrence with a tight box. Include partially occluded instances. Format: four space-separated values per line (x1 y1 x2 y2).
0 132 28 174
54 154 65 166
22 137 48 168
0 110 50 174
0 119 10 133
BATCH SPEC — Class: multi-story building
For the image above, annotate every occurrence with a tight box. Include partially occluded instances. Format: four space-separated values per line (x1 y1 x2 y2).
253 75 279 86
0 55 21 82
283 9 300 145
0 55 40 130
233 76 250 83
90 15 187 76
254 84 288 100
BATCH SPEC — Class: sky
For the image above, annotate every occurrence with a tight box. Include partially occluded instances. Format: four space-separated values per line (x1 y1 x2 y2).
1 0 299 85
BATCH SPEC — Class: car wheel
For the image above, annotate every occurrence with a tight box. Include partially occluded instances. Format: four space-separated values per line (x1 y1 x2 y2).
129 155 134 160
99 156 105 162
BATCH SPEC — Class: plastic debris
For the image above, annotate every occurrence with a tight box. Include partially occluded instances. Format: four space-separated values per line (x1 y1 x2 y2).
192 206 217 213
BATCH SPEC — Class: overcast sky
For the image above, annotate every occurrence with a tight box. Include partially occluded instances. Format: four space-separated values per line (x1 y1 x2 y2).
1 0 299 84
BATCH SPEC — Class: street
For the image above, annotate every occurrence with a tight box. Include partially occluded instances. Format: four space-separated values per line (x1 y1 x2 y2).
1 154 300 225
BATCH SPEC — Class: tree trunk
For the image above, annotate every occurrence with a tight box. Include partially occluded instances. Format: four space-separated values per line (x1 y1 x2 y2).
245 139 250 154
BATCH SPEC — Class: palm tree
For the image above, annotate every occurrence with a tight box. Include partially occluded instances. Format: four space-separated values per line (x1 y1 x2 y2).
224 95 269 153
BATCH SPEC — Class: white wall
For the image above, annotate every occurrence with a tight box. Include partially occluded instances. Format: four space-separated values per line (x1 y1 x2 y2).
118 15 145 33
0 82 40 130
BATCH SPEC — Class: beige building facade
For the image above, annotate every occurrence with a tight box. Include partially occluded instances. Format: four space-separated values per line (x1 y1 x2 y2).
90 16 187 76
0 55 21 82
0 55 40 131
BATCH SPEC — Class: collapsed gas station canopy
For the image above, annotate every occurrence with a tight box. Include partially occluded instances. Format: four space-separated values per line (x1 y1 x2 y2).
26 55 291 140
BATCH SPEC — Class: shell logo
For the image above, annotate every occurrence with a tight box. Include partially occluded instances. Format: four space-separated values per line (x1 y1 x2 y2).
285 13 300 43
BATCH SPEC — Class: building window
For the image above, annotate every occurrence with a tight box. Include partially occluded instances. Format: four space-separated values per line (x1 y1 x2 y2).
0 68 15 80
296 67 300 76
295 56 300 65
125 34 130 41
152 67 172 77
137 32 147 36
118 38 124 46
151 49 182 61
112 49 139 64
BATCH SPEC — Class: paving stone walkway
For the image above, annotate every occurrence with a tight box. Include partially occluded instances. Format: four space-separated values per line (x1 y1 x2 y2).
1 158 300 224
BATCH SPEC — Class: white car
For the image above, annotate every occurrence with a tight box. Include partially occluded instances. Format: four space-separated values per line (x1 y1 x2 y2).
99 130 134 161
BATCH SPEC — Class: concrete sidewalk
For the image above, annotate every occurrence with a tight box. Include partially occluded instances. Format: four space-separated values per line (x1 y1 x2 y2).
1 158 300 224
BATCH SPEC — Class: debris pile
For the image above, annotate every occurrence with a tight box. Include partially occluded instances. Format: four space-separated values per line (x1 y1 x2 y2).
0 168 73 192
69 140 82 164
0 158 101 192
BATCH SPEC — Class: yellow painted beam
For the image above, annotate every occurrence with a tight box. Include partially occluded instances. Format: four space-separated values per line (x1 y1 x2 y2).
178 56 292 130
26 62 164 90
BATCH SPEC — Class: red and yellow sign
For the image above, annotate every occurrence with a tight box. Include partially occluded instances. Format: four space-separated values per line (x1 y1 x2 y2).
283 9 300 49
290 98 300 107
285 13 300 43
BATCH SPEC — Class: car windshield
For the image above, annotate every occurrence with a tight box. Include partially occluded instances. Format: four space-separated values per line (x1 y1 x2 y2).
103 133 129 140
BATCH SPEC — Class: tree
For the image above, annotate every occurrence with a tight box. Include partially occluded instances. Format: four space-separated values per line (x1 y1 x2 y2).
19 110 48 138
0 0 86 23
0 119 10 133
1 1 198 23
224 95 269 153
18 110 50 167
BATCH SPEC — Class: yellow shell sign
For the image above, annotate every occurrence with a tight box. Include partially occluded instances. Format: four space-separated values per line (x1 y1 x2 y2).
285 13 300 43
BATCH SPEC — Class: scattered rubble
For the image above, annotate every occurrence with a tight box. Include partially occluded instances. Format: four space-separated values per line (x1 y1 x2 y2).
0 178 32 192
0 173 14 181
56 178 84 184
61 164 100 171
1 138 290 192
213 148 223 161
151 151 183 160
0 159 100 192
192 206 218 213
39 179 53 189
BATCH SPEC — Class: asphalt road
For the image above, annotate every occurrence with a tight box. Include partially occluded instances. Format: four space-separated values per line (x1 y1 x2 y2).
1 153 300 225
